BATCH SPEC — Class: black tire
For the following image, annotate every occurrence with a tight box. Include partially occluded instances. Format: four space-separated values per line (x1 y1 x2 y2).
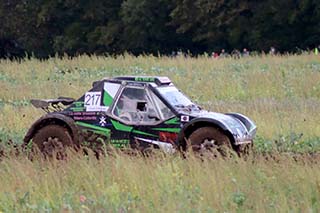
188 127 232 157
32 125 73 159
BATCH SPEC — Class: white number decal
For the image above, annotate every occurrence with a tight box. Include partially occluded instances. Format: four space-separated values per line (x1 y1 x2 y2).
84 92 101 107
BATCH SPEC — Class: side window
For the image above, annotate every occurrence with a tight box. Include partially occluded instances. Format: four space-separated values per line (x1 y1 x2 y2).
150 91 174 120
113 87 160 124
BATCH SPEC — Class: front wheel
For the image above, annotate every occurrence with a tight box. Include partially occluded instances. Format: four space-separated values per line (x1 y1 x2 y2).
32 125 73 159
236 143 253 158
187 127 233 157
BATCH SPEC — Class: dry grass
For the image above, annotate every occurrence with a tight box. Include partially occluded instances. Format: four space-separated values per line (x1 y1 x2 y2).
0 151 319 212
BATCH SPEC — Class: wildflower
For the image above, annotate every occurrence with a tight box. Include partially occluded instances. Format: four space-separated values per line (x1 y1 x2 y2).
80 195 87 203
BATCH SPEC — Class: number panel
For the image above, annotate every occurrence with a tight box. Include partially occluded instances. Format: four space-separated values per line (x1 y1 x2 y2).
84 92 102 107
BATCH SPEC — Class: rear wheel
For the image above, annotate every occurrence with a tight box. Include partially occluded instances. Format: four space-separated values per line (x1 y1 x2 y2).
32 125 73 159
188 127 233 157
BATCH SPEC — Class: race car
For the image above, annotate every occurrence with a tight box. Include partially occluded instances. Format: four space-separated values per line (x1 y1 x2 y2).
24 76 256 157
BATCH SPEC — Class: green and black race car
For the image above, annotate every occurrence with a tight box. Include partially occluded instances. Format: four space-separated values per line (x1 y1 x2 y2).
24 76 256 156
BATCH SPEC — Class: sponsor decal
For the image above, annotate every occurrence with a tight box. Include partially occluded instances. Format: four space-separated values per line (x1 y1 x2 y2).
70 107 85 112
74 101 84 107
110 139 129 148
86 105 109 112
74 116 97 121
180 115 189 122
99 116 107 127
71 112 96 116
70 101 85 112
135 77 155 82
72 111 97 121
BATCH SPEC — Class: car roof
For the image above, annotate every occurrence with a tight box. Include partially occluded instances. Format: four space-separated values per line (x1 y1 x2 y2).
101 76 172 86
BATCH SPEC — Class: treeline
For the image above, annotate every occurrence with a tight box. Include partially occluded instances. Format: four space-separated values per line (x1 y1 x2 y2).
0 0 319 58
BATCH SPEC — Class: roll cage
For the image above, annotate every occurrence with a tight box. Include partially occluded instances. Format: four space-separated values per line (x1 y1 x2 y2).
102 79 179 126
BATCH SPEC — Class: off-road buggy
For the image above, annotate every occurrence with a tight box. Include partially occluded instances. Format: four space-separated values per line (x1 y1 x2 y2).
24 76 256 157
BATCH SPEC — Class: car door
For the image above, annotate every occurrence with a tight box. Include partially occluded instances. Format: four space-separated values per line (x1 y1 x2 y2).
109 84 150 148
110 84 181 152
124 86 181 152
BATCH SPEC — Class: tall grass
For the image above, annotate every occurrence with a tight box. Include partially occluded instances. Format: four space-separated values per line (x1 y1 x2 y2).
0 151 319 212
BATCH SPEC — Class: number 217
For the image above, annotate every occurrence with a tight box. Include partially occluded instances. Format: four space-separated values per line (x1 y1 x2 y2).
85 92 101 106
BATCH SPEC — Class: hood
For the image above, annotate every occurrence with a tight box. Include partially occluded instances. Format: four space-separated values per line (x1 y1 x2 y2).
184 110 255 143
197 111 246 130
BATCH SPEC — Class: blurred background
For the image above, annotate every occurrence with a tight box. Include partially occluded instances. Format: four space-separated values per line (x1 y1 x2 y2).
1 0 320 58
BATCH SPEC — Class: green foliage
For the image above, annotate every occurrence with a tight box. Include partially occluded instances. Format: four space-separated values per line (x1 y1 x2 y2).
1 0 320 57
247 0 320 51
120 0 178 53
232 191 246 207
170 0 250 49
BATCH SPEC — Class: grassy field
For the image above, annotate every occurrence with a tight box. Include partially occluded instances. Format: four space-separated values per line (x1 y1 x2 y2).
0 53 319 152
0 151 319 212
0 54 320 211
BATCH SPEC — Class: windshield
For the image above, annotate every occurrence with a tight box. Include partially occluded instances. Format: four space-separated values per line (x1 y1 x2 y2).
157 86 193 107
